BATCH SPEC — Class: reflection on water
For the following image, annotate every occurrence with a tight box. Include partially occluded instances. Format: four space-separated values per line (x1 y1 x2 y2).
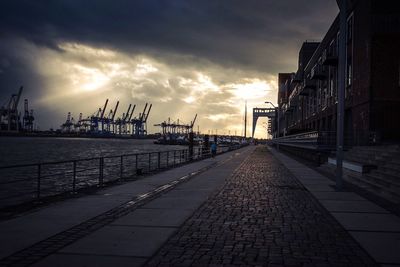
0 137 183 166
0 137 217 209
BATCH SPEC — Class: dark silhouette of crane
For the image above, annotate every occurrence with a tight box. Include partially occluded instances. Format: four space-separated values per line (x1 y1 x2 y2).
22 99 34 132
132 103 152 137
0 86 23 132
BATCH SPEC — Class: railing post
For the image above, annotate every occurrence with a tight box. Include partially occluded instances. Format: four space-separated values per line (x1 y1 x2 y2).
189 131 194 161
148 153 151 172
37 164 41 199
167 151 169 167
120 155 123 180
135 154 138 173
99 157 104 187
72 160 77 193
158 152 161 169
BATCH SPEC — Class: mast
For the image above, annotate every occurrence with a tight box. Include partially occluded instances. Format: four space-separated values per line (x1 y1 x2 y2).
244 100 247 138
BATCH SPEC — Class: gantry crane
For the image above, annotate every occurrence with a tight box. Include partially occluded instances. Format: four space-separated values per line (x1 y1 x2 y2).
132 103 152 137
0 86 23 132
22 99 34 132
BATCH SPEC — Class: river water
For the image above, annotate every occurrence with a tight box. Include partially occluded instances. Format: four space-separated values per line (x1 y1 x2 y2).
0 137 202 208
0 137 184 166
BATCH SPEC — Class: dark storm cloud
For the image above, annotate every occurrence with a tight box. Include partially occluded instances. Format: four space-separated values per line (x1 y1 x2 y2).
0 0 338 133
0 0 338 72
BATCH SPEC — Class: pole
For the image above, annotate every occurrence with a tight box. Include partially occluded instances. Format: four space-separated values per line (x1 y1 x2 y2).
266 101 279 150
244 100 247 138
277 106 280 151
189 131 194 161
336 0 347 191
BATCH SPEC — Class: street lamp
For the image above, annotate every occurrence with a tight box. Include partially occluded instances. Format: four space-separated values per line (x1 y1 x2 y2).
336 0 347 191
265 101 279 151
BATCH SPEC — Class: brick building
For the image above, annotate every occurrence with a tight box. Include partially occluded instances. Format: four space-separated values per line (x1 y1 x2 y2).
276 0 400 144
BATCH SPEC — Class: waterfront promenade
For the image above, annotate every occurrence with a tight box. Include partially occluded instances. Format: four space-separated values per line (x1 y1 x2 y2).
0 146 399 266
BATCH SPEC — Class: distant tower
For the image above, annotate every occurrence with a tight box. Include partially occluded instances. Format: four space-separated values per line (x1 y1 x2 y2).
244 100 247 138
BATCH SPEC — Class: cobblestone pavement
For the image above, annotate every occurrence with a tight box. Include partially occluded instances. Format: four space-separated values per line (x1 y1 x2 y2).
146 147 377 267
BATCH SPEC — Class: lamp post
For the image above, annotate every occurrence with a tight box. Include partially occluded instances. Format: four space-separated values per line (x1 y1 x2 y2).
266 101 279 151
336 0 347 191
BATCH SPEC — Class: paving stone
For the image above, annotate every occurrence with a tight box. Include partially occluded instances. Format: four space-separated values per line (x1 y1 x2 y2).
61 225 177 257
311 192 367 201
319 200 389 213
111 208 195 227
31 253 147 267
332 213 400 231
147 147 377 267
349 232 400 264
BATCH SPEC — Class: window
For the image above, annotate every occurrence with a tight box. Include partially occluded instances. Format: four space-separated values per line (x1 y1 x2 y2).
329 39 336 56
329 68 336 97
347 61 352 86
347 15 353 43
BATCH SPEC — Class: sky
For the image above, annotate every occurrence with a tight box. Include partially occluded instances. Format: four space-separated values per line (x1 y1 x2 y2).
0 0 338 138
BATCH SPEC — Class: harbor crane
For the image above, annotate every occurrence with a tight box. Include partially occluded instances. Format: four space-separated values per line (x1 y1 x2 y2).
57 99 152 137
133 103 152 137
61 112 74 132
190 114 197 132
22 99 34 132
89 99 108 132
0 86 23 132
154 113 197 135
117 104 132 135
105 101 119 133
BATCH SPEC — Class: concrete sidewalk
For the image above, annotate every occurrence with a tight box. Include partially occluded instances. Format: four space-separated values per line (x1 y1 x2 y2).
269 146 400 266
0 146 254 267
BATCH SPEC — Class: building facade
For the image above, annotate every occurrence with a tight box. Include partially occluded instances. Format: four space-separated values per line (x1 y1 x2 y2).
276 0 400 144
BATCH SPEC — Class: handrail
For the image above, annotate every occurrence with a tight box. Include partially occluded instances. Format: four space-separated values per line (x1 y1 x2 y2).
272 131 319 142
0 148 191 169
0 144 247 210
271 130 378 149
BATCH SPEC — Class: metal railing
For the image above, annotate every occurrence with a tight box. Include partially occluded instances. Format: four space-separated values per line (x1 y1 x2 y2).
270 130 380 150
271 131 319 148
0 144 246 209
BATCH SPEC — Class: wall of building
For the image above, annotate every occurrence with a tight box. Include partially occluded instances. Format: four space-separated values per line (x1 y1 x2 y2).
276 0 400 144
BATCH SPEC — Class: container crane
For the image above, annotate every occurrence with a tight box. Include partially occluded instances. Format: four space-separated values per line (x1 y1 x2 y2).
127 104 136 134
22 99 34 132
99 99 108 132
90 99 108 132
118 104 131 135
61 112 74 133
108 101 119 133
0 86 23 132
190 114 197 132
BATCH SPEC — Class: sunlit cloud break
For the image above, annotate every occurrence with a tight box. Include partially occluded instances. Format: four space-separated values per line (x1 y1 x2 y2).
6 40 277 137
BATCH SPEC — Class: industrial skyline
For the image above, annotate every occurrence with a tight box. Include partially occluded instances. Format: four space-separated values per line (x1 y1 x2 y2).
0 1 338 138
